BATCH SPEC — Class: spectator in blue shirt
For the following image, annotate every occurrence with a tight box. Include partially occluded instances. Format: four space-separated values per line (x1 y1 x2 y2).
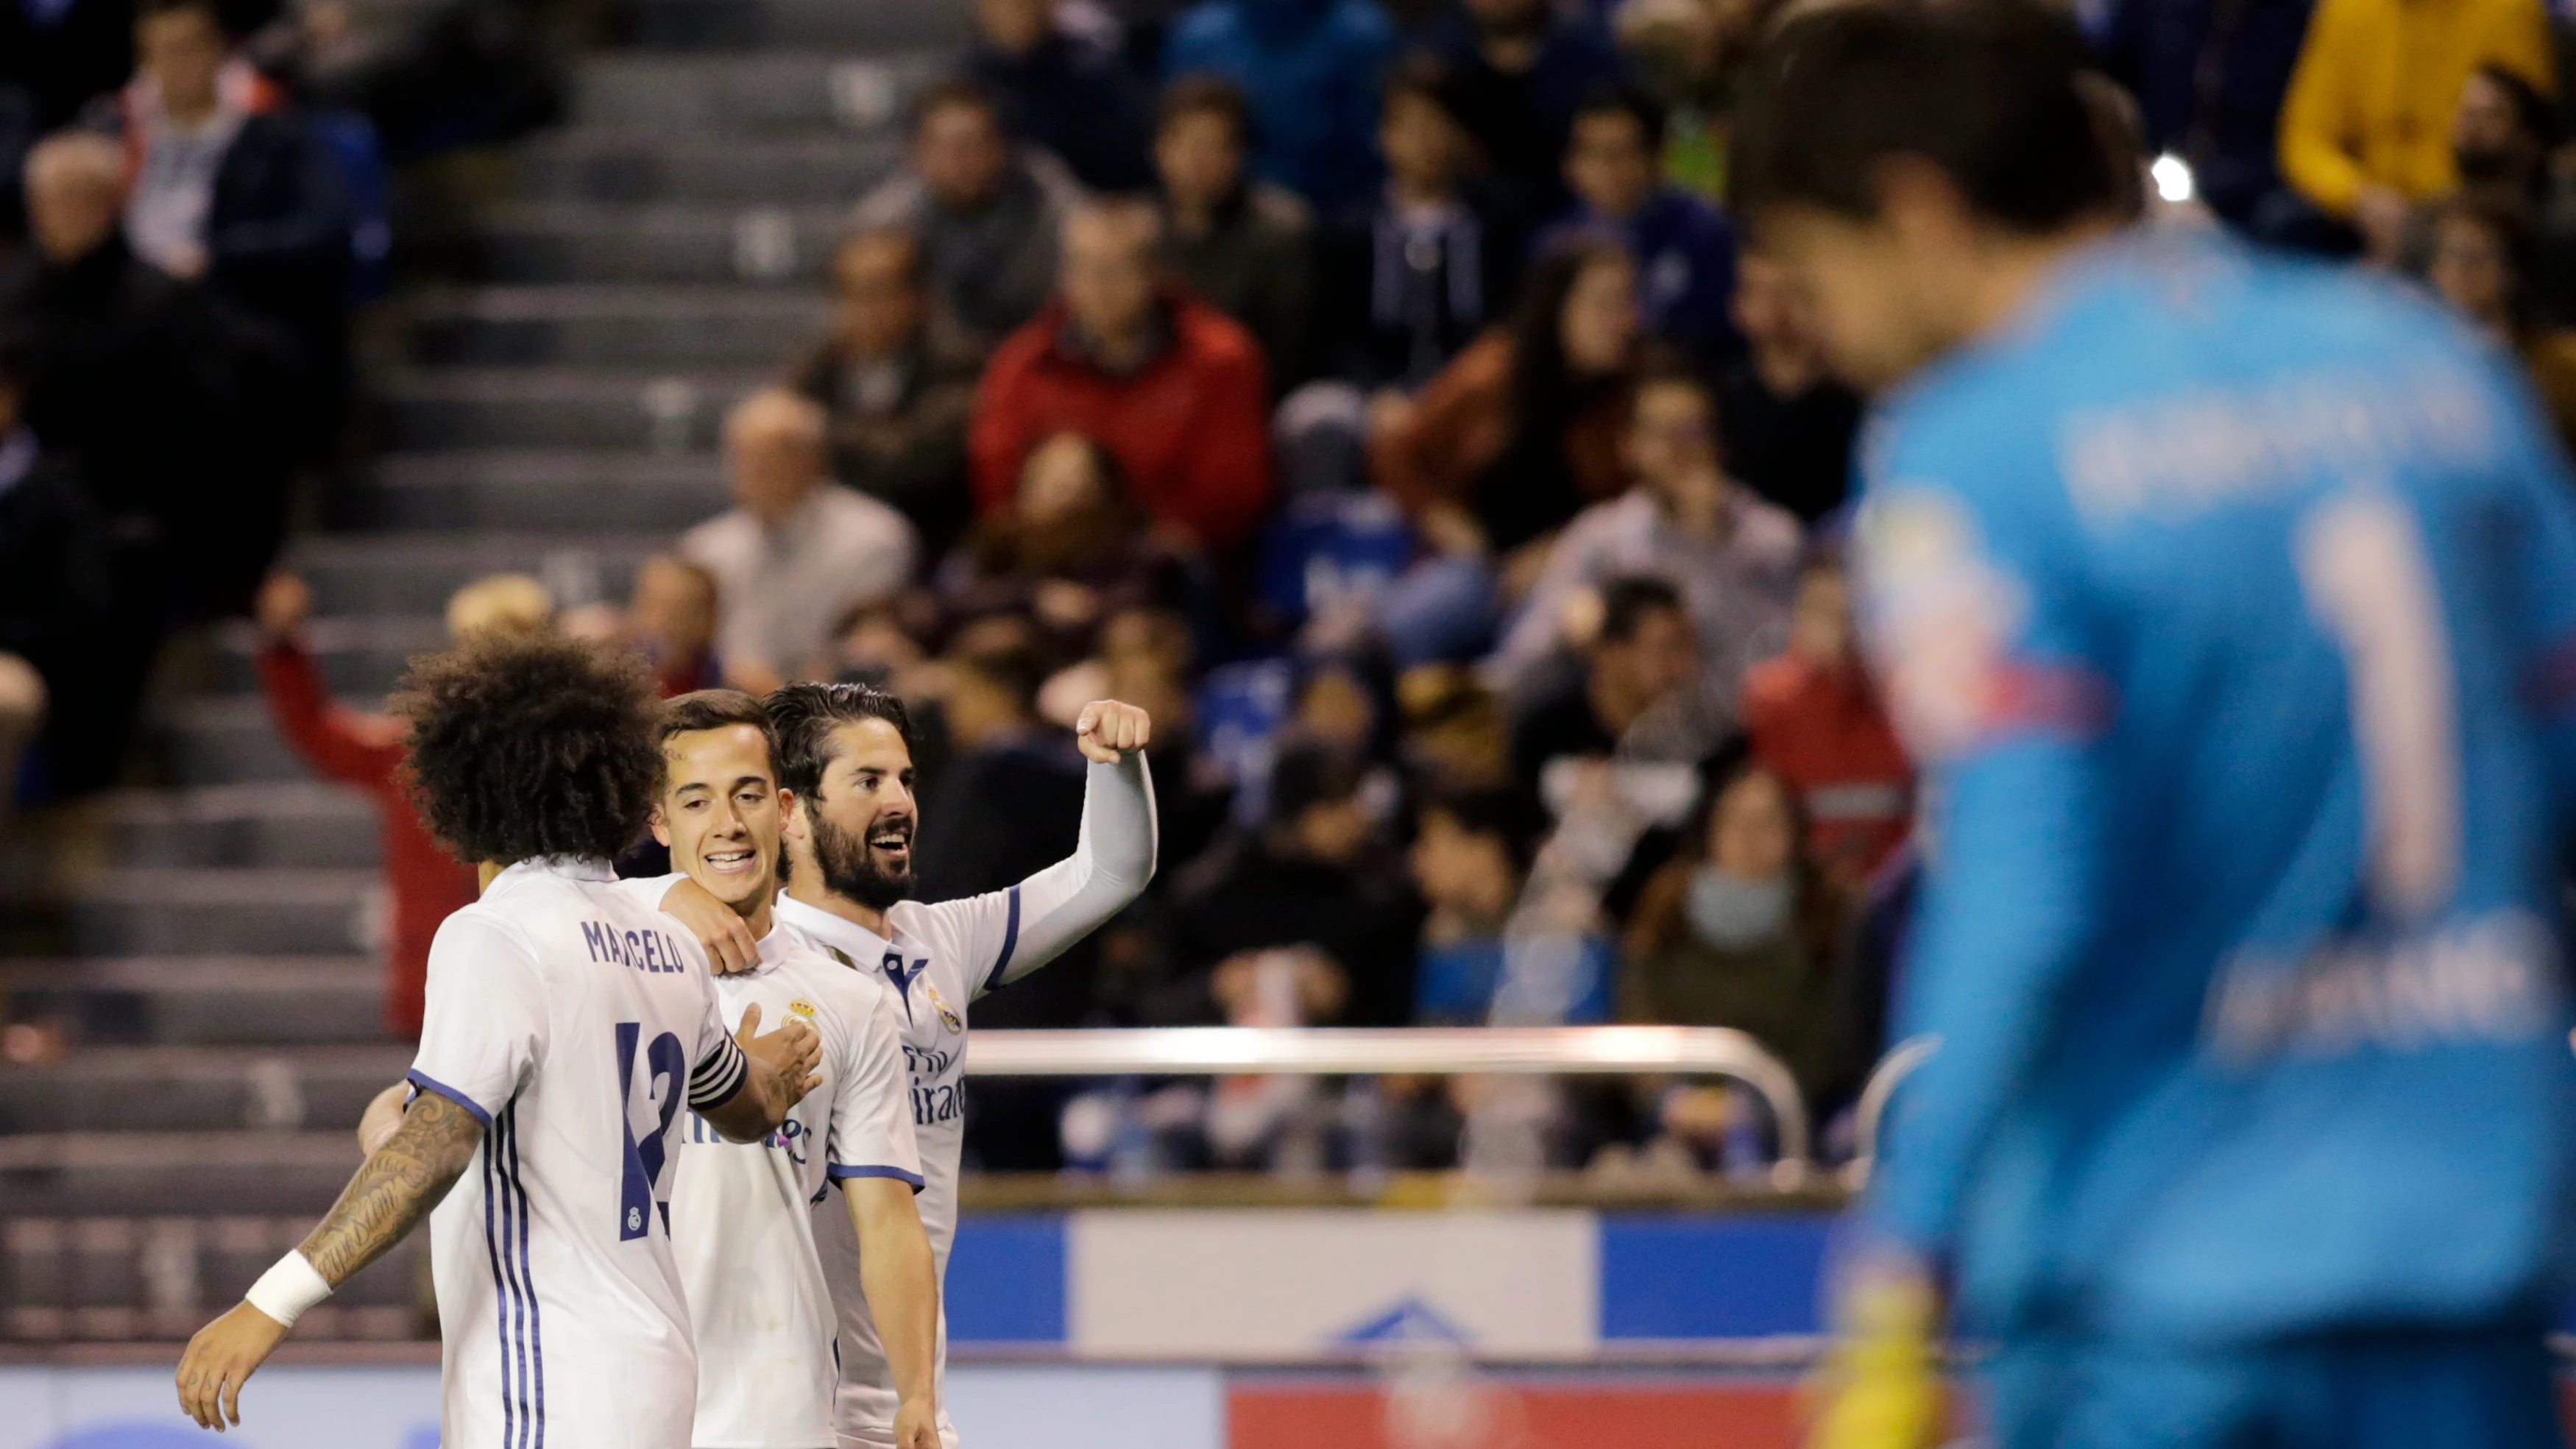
1540 82 1737 364
1161 0 1397 216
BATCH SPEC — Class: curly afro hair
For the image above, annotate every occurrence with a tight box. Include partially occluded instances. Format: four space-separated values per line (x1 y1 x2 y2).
393 631 665 865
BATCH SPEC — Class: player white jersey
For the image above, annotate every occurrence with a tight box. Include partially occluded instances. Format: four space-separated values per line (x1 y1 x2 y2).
774 753 1158 1449
612 881 922 1449
406 857 748 1449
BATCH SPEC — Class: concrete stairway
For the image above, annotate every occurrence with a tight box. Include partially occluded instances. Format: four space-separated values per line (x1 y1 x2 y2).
0 0 973 1338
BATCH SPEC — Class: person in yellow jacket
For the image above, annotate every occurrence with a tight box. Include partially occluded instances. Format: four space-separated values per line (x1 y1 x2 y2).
2276 0 2554 259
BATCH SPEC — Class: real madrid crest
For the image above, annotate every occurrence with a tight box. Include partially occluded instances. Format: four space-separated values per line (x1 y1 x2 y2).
924 982 963 1035
788 997 818 1023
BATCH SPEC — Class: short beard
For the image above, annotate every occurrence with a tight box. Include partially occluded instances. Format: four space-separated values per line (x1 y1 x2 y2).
810 808 915 913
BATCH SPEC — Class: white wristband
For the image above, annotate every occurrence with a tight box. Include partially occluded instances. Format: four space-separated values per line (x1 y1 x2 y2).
244 1250 333 1328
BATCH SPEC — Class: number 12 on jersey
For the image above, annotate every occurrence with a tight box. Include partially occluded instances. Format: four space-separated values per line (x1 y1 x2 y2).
617 1021 685 1240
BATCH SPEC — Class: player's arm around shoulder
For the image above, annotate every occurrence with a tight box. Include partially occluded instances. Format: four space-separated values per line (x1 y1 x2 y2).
693 987 826 1144
178 1087 486 1431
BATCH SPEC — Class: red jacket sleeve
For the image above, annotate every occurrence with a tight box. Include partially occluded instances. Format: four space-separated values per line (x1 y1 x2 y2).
1174 346 1277 550
258 638 404 789
969 339 1042 520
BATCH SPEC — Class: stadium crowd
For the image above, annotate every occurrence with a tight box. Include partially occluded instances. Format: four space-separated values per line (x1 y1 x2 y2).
10 0 2576 1175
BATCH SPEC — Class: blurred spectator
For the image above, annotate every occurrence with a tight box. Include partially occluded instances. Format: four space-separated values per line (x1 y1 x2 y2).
940 431 1193 659
252 568 545 1037
681 388 918 695
913 634 1091 945
2092 0 2315 232
1509 574 1698 799
1621 759 1842 1100
787 227 983 559
1716 249 1859 523
1493 364 1800 704
1155 77 1317 394
970 199 1276 552
2414 190 2576 455
1160 0 1396 216
0 327 139 801
6 130 298 628
1607 0 1755 200
1371 237 1641 560
2444 62 2576 324
107 0 353 426
1739 559 1909 889
249 0 566 164
968 0 1156 192
0 0 134 135
1425 0 1626 213
1539 82 1735 363
1316 57 1526 394
1155 737 1423 1028
1410 784 1616 1024
628 553 722 697
2276 0 2551 260
852 77 1080 350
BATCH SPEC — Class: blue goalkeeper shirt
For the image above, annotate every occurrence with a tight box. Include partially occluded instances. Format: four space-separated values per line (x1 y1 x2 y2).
1857 230 2576 1344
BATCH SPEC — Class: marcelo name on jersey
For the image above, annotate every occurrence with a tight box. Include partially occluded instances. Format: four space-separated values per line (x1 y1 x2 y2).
581 920 693 974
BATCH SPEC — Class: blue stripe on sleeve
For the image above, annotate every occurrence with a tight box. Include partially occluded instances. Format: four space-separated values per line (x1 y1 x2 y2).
982 886 1022 994
827 1162 927 1192
407 1068 494 1128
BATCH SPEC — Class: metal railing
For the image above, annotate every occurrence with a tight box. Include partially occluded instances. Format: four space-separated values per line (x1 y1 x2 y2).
1844 1034 1939 1189
966 1026 1814 1186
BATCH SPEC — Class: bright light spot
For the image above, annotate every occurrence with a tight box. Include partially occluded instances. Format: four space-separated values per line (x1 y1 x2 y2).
2151 152 2195 205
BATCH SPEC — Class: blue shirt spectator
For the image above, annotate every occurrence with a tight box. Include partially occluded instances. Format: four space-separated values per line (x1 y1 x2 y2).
2092 0 2317 229
1539 84 1737 363
1162 0 1396 216
969 0 1156 191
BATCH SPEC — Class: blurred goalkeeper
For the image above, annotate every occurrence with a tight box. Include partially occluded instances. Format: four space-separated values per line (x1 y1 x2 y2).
1731 4 2576 1448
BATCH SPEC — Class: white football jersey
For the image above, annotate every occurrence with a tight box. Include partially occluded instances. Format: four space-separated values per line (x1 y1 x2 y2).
612 882 921 1449
407 857 748 1449
774 753 1158 1449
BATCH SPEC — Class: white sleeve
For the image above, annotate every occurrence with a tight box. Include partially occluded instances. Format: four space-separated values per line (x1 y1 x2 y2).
966 752 1156 999
609 874 685 911
824 983 924 1191
408 911 548 1126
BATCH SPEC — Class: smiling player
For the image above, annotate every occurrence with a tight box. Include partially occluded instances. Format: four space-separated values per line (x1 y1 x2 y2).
626 690 941 1449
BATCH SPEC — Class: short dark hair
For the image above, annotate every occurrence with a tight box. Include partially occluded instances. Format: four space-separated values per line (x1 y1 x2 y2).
952 637 1047 718
2477 62 2558 148
136 0 226 29
1267 736 1368 825
394 633 665 864
1384 55 1464 122
1728 0 2120 235
910 76 1006 138
1571 80 1665 153
661 688 774 757
1598 575 1686 645
2422 189 2543 336
765 681 916 801
1420 784 1546 875
1160 74 1253 147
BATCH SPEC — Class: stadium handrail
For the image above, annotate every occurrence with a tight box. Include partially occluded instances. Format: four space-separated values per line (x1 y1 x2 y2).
1844 1033 1940 1189
965 1026 1814 1186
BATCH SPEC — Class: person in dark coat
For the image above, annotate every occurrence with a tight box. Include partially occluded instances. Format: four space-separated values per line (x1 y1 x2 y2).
967 0 1156 191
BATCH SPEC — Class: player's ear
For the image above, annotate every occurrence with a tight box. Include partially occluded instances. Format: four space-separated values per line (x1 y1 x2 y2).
779 787 808 844
650 804 670 849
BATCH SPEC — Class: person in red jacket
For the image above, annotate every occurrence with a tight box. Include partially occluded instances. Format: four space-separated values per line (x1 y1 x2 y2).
968 199 1276 553
251 570 549 1037
1738 556 1911 889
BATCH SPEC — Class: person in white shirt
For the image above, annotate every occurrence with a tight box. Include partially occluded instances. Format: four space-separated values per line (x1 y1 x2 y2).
682 389 918 695
655 682 1156 1449
174 631 824 1445
624 689 941 1449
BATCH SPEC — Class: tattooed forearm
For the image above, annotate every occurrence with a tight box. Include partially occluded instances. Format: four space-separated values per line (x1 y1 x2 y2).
296 1088 482 1285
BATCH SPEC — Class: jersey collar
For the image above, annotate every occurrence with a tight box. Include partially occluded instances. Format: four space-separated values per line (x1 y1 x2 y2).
493 855 618 888
774 892 894 967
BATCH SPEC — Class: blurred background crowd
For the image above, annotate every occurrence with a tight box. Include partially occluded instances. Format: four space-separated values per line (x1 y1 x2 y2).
5 0 2575 1183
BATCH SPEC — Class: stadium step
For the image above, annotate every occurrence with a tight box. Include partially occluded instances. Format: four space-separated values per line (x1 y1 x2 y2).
61 871 382 958
406 284 828 369
472 201 851 285
0 955 385 1045
572 51 948 132
2 1213 426 1338
99 784 380 870
378 365 768 451
512 129 901 205
344 450 727 532
0 1133 381 1218
161 698 364 784
199 617 443 701
291 531 671 618
0 1044 411 1135
620 0 974 53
